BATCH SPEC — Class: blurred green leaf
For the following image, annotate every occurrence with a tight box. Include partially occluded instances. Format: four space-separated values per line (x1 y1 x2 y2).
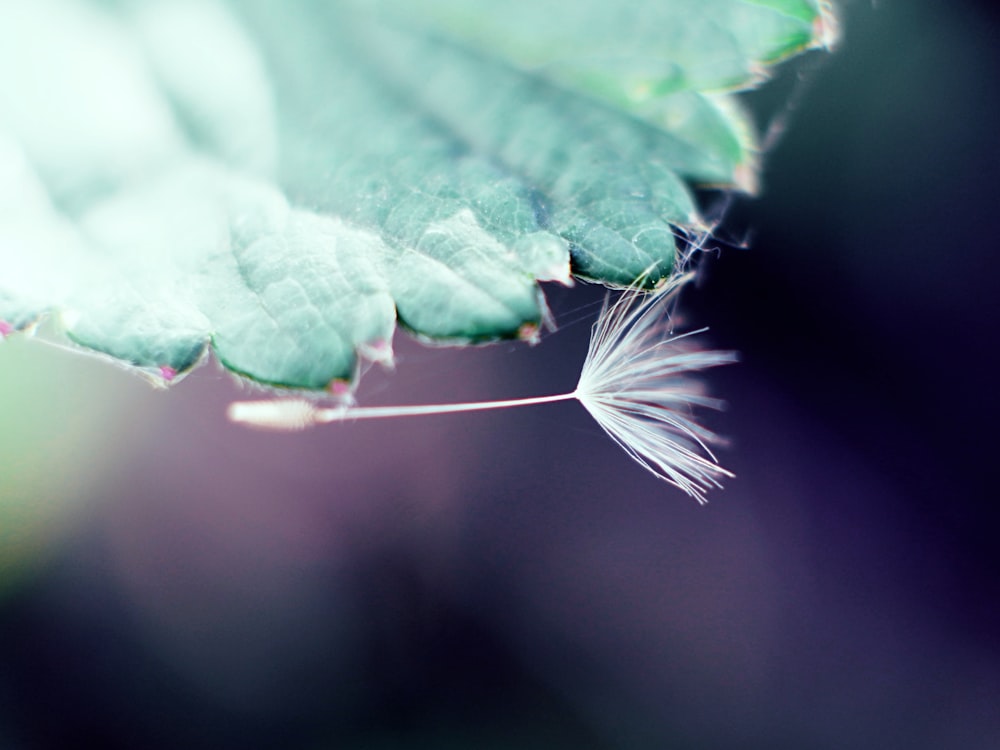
0 335 146 596
0 0 831 390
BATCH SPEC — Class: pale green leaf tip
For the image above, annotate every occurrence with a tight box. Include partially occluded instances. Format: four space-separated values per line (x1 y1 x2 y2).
813 2 842 52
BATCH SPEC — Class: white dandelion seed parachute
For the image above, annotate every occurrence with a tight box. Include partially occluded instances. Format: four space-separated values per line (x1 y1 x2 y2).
573 272 738 502
229 270 736 501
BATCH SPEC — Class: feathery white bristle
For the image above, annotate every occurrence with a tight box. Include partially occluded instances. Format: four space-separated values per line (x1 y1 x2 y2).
574 273 737 502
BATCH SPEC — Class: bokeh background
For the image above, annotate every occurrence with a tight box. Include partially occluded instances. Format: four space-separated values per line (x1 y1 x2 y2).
2 1 999 747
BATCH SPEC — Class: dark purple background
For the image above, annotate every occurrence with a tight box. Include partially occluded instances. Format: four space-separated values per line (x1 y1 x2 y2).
2 1 999 747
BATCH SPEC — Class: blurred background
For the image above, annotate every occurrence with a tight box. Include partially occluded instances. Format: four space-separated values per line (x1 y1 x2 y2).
2 0 999 747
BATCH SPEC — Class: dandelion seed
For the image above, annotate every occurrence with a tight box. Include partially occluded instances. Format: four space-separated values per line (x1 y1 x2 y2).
228 273 736 501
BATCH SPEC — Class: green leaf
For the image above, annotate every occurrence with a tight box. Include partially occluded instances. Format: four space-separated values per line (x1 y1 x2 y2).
361 0 826 98
0 0 833 391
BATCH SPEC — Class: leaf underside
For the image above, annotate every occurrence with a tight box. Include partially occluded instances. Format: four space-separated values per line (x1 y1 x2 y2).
0 0 832 391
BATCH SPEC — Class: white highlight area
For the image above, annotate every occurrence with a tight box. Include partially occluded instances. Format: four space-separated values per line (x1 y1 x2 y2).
0 0 185 206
